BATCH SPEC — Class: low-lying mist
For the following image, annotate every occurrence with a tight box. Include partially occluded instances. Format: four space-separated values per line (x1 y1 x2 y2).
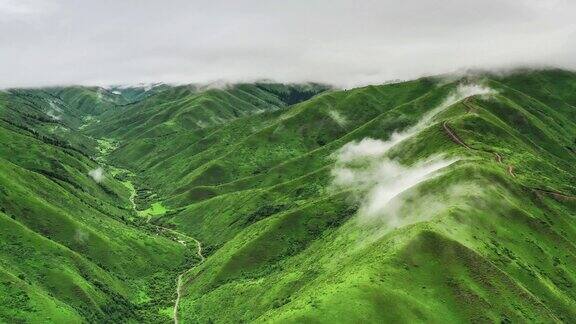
331 83 496 230
88 167 105 183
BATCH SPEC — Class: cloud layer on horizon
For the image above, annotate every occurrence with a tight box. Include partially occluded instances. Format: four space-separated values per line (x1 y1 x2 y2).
1 0 575 88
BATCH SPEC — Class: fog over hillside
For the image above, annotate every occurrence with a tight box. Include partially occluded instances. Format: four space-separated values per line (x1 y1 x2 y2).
1 0 575 88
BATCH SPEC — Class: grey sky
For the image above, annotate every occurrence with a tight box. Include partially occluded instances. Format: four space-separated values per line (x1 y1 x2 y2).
1 0 575 88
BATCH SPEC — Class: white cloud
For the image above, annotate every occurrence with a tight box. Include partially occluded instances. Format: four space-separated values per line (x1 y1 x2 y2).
88 167 105 183
0 0 54 19
74 228 89 244
1 0 575 88
46 109 61 120
45 101 62 120
327 110 347 127
332 143 458 227
332 83 496 162
331 83 496 228
446 84 497 103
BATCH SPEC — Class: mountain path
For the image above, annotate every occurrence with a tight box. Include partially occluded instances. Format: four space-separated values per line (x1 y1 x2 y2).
442 121 472 149
120 173 205 324
494 152 502 164
95 133 206 324
507 165 516 177
532 188 576 201
172 234 204 324
143 210 205 324
442 98 576 200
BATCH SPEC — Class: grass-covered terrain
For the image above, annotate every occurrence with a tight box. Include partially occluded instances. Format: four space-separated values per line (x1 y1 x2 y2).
1 70 575 323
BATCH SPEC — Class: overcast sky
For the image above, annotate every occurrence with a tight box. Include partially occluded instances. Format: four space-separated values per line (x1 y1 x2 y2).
1 0 575 88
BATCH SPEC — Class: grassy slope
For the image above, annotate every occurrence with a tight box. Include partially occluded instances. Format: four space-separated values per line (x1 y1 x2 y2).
150 70 574 323
0 92 191 322
1 70 575 322
90 83 330 210
0 82 329 322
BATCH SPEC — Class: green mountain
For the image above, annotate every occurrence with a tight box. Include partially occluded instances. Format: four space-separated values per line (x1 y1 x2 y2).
1 70 575 323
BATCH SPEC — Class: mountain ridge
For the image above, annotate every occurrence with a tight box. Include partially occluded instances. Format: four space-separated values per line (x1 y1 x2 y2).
0 69 575 322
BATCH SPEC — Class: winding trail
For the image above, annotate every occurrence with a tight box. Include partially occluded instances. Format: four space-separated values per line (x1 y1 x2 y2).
99 146 206 323
121 176 205 323
532 188 576 201
173 236 204 324
149 220 206 324
442 121 472 149
127 182 137 211
442 98 576 201
494 152 502 164
145 214 206 324
507 165 516 178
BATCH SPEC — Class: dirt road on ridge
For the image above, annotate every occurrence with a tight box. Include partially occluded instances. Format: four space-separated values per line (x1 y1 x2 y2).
442 98 576 201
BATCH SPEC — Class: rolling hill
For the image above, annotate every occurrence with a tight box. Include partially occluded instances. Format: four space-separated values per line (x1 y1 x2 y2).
1 70 575 323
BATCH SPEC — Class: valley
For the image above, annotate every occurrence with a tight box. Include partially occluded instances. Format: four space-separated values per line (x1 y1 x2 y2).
0 70 575 323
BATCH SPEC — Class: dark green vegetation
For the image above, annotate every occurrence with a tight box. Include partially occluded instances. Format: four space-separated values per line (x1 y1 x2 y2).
1 70 575 323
